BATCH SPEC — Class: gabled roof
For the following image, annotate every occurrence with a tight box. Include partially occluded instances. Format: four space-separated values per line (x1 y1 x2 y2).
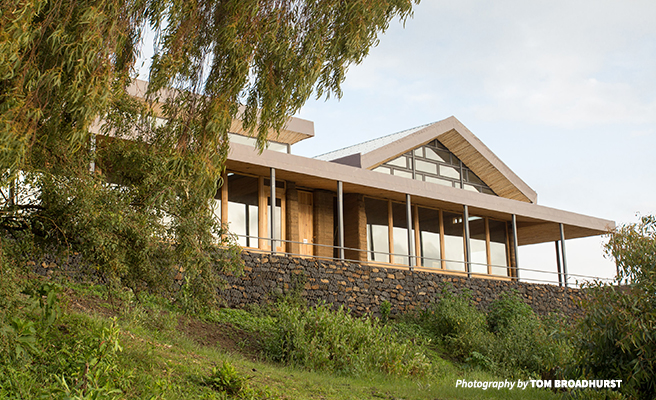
315 116 537 204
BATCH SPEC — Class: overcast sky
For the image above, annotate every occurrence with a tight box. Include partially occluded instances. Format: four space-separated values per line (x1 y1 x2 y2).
291 0 656 285
135 1 655 285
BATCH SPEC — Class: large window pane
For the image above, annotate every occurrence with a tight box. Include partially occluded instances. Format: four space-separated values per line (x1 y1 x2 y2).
393 169 413 179
415 159 438 174
489 219 509 276
418 207 441 268
227 174 259 247
425 147 449 163
387 156 408 168
443 212 465 271
366 198 389 262
440 165 460 180
469 217 487 274
392 202 409 265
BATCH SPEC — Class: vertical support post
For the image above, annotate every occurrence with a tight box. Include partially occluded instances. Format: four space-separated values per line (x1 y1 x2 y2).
463 205 471 278
89 134 96 173
406 194 415 269
337 181 345 260
270 168 276 254
555 241 563 287
511 214 520 280
559 223 569 288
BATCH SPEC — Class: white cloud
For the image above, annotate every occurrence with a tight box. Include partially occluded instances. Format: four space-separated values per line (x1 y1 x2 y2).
331 0 656 128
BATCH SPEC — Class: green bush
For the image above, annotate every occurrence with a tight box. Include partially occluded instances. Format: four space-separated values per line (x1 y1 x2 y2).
572 215 656 399
265 302 430 376
418 288 491 360
417 288 569 378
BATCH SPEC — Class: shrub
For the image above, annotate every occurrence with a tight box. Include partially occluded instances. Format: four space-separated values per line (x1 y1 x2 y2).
572 215 656 399
265 302 430 376
485 291 568 378
417 287 568 378
418 288 491 360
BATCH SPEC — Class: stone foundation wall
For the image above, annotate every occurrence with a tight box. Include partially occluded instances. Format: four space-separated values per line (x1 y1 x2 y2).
221 250 586 317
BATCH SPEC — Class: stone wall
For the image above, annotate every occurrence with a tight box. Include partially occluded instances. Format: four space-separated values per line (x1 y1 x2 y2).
221 250 586 318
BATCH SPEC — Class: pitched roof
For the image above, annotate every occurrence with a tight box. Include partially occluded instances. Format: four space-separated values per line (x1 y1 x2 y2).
314 116 538 203
314 123 432 161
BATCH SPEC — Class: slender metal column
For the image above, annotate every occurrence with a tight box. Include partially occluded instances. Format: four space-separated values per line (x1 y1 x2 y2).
270 168 276 254
555 241 563 287
559 223 569 288
511 214 520 280
463 205 471 278
406 194 415 269
337 181 345 260
89 135 97 173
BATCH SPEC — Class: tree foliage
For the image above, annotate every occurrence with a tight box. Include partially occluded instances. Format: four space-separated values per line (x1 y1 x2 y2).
0 0 419 306
573 215 656 399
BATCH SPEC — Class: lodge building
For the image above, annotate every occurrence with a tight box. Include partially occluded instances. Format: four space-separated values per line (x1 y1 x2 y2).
120 80 614 285
217 113 613 285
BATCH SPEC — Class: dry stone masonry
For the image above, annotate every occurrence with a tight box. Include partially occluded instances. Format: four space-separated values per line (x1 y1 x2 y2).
220 250 586 317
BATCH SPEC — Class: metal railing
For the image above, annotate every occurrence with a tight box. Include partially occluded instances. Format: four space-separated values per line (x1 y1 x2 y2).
226 233 614 288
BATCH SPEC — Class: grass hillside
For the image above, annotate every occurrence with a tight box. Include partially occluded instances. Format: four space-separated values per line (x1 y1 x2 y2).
0 270 576 400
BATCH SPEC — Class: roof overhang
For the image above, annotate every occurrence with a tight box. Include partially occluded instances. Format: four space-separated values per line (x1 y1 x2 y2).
227 143 614 246
127 79 314 145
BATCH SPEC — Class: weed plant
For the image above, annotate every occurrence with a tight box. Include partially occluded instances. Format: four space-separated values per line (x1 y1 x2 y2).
265 301 431 377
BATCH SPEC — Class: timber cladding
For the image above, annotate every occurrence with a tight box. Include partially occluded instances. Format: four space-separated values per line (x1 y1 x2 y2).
220 250 587 318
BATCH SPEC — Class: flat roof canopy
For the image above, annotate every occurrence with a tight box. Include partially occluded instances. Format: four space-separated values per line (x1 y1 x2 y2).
227 142 614 246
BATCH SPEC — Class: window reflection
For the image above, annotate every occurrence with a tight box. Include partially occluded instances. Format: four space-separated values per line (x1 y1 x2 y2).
469 217 487 274
489 219 509 276
227 174 259 247
418 207 441 268
366 198 390 262
392 202 409 265
443 212 465 271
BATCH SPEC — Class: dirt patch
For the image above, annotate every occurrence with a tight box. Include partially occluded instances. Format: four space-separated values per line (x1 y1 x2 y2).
65 288 118 318
177 316 262 359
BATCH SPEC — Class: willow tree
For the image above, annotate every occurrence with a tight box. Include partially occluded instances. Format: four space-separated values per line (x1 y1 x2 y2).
0 0 418 306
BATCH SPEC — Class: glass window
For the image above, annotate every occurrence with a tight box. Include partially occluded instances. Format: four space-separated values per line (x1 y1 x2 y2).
469 217 487 274
466 170 485 186
365 198 390 263
391 202 410 265
489 219 509 276
425 176 453 186
418 207 441 268
227 174 259 247
415 159 438 175
425 148 449 163
373 166 391 174
393 169 413 179
440 165 460 180
228 132 288 153
443 212 465 271
413 148 423 157
211 198 221 222
387 156 407 168
463 184 480 193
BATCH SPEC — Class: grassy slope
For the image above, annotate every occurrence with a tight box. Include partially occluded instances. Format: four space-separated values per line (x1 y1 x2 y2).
4 277 561 400
63 283 560 400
